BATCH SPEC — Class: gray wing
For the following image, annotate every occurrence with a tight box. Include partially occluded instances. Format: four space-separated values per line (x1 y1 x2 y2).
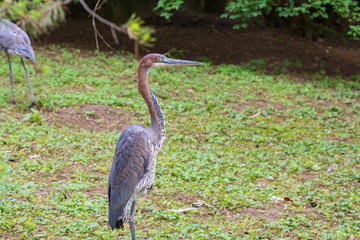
0 19 35 62
0 20 18 49
108 124 151 229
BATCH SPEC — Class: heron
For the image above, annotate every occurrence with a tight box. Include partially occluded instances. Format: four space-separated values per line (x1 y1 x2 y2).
108 53 202 239
0 19 38 108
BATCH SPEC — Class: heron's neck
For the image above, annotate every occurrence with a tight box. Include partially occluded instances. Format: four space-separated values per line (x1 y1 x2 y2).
138 67 166 141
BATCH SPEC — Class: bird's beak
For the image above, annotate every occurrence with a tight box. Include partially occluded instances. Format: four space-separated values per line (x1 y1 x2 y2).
159 57 203 66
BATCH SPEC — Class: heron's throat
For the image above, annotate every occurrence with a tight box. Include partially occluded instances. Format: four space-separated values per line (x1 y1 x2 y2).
150 91 166 141
137 67 166 141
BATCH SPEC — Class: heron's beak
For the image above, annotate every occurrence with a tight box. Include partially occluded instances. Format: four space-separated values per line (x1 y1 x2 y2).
160 57 203 66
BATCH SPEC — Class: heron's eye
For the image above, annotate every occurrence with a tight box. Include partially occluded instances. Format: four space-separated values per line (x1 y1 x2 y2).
157 58 161 62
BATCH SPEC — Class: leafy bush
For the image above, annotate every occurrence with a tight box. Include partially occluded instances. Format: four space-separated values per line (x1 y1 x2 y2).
222 0 360 39
0 0 66 38
155 0 360 39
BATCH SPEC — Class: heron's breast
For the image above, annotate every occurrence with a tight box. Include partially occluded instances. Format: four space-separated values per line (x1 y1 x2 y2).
136 153 157 195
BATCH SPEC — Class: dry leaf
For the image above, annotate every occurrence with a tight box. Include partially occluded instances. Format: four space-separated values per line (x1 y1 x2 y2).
284 197 291 201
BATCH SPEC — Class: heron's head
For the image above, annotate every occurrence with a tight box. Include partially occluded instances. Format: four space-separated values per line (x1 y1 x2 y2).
140 53 202 69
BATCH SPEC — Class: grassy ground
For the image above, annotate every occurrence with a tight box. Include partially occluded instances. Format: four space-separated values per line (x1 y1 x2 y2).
0 46 359 239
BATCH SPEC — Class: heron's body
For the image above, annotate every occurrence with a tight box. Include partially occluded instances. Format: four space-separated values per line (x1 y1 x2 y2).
108 54 201 239
0 19 38 108
0 19 35 61
108 121 165 229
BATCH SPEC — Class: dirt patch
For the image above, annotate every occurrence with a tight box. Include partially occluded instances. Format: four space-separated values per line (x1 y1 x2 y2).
44 104 130 131
239 204 284 221
84 185 107 198
38 16 360 78
0 232 18 240
232 99 287 115
0 108 25 122
35 187 54 197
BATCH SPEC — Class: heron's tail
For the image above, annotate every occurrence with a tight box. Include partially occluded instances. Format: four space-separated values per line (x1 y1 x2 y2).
115 219 124 229
109 216 124 230
109 207 126 230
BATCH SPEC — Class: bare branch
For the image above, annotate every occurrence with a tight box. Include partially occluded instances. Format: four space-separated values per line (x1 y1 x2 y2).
63 0 151 57
91 0 119 55
92 0 101 56
77 0 127 34
93 22 119 54
62 0 73 5
110 27 119 44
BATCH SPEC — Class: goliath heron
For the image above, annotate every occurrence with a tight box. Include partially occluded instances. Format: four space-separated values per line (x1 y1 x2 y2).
0 19 38 108
108 53 202 239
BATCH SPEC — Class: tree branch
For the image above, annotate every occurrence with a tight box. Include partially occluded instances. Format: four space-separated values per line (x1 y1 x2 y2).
77 0 128 34
62 0 73 5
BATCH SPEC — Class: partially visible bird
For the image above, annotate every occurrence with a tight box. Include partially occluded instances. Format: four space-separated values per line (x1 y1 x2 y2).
108 53 202 239
0 19 38 108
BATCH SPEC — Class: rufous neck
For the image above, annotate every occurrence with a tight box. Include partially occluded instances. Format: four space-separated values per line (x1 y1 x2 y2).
137 66 165 137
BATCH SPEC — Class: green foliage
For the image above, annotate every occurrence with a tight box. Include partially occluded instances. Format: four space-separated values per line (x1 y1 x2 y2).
222 0 360 39
0 47 359 239
0 0 66 38
154 0 360 38
125 14 156 47
22 109 45 124
154 0 184 19
221 0 273 29
0 161 7 178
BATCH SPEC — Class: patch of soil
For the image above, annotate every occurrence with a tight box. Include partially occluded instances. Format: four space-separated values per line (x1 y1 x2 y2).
229 98 287 120
239 204 284 221
35 187 54 196
38 14 360 77
84 185 106 198
234 99 285 112
44 104 130 131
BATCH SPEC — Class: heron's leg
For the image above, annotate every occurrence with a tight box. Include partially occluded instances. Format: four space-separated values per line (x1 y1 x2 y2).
129 200 136 240
20 58 39 108
5 51 15 104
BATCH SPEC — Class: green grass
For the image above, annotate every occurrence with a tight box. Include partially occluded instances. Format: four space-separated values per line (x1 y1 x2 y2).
0 46 359 239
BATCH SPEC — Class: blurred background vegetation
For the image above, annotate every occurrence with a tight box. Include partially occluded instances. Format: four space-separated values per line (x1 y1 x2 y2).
1 0 360 46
